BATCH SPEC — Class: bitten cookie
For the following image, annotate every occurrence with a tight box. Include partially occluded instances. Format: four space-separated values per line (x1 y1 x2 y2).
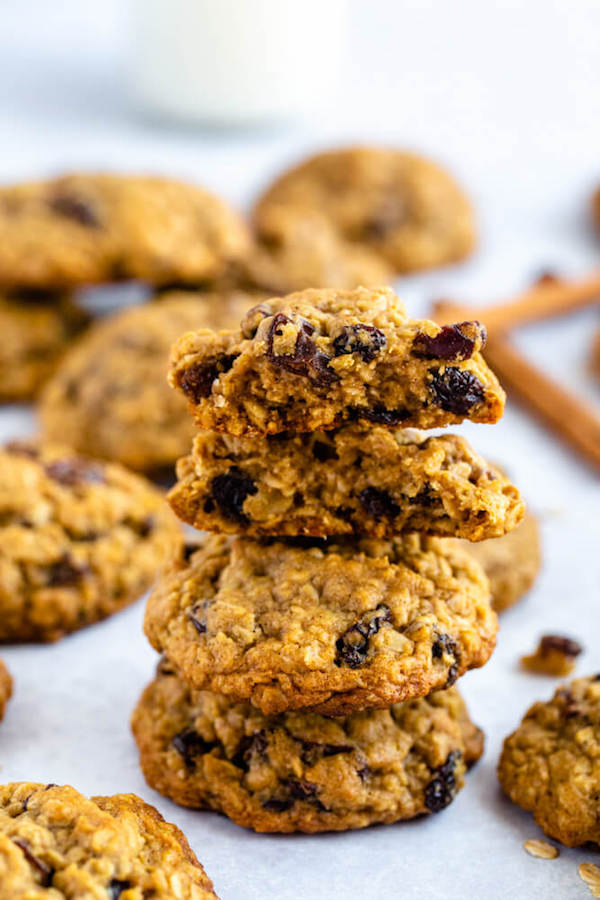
0 659 12 721
132 661 484 833
0 782 219 898
144 534 497 716
169 426 524 540
456 512 541 612
498 676 600 847
39 291 259 473
0 290 89 402
169 287 505 436
0 441 181 642
0 173 249 288
253 147 476 275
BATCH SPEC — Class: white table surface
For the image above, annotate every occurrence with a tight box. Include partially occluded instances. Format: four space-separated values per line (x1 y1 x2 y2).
0 2 599 898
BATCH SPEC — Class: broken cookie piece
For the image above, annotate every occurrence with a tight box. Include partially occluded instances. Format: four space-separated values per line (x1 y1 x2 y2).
169 287 505 436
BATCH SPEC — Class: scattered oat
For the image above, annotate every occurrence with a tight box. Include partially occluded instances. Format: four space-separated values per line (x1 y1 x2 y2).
522 634 582 676
579 863 600 897
523 839 559 859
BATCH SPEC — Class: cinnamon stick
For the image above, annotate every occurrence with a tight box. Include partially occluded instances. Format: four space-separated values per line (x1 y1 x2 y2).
433 270 600 336
431 300 600 473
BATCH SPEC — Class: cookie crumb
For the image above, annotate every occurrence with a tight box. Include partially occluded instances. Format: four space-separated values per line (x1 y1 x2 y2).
579 863 600 897
523 839 559 859
521 634 582 676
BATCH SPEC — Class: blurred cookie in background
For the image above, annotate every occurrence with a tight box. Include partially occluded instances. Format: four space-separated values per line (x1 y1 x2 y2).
0 659 12 721
244 211 394 293
0 441 181 643
0 290 90 403
253 146 476 277
455 511 541 612
39 291 260 475
0 174 250 290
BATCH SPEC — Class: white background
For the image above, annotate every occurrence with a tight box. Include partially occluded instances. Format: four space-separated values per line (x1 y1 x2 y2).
0 2 599 897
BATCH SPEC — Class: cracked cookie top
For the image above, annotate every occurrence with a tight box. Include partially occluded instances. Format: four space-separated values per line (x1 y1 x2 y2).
169 287 505 436
0 783 218 898
144 533 497 716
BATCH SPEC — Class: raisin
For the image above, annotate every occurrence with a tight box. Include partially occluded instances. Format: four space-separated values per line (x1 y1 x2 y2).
361 197 407 239
286 778 321 802
45 458 105 487
266 313 338 386
13 839 54 886
424 751 461 812
179 354 237 403
413 321 486 361
188 604 207 634
359 487 400 520
108 880 132 899
332 324 387 363
556 689 581 718
357 763 370 781
172 729 216 767
129 515 154 538
210 467 257 523
4 441 39 458
335 605 392 668
241 304 271 339
48 194 100 227
432 633 460 687
311 440 338 461
300 740 353 766
539 635 582 658
182 543 199 562
47 554 87 587
429 367 485 414
262 797 293 812
350 405 410 426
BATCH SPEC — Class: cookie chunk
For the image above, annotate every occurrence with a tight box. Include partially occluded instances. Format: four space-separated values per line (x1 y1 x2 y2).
0 660 12 721
0 173 249 289
144 533 497 716
521 635 582 677
169 427 524 540
170 287 505 436
253 147 475 275
456 512 541 612
0 442 181 642
39 292 258 473
244 211 394 293
132 662 484 833
498 676 600 847
0 290 89 402
0 782 219 897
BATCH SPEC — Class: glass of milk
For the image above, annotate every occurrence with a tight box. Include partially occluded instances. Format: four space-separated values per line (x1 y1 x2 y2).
131 0 347 126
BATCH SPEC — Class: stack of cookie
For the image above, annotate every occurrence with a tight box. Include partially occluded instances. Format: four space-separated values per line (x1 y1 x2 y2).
133 286 524 833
